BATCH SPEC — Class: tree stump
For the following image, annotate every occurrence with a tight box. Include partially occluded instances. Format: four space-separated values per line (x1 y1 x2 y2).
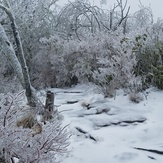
44 91 55 120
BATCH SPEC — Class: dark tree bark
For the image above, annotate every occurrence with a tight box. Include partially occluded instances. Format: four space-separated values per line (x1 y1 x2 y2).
44 91 55 120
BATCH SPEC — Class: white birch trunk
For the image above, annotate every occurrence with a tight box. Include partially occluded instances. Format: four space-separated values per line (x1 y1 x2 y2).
0 24 25 87
0 2 36 106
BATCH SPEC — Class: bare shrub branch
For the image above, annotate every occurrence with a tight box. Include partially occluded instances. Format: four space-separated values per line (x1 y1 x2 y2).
0 91 70 163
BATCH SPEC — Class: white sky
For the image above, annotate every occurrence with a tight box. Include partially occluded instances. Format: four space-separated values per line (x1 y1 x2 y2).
129 0 163 20
57 0 163 20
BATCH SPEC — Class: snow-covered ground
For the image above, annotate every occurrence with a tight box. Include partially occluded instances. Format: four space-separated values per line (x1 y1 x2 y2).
43 83 163 163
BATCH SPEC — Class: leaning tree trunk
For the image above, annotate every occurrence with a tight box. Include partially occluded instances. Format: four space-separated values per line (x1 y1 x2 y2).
0 1 36 106
0 24 24 86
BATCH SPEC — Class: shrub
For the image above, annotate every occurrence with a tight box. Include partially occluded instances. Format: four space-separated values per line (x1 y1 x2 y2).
129 91 144 103
0 91 70 163
148 65 163 89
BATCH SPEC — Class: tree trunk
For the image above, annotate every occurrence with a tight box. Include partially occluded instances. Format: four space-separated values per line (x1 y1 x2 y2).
0 2 36 106
0 24 24 86
44 91 55 120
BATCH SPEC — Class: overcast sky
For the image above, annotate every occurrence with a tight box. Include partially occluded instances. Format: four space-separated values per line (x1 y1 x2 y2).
130 0 163 20
57 0 163 21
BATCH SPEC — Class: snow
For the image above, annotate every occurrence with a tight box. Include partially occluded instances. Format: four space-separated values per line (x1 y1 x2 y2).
43 84 163 163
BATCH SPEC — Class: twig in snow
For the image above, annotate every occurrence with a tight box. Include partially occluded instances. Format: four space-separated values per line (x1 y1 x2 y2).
67 101 78 104
75 127 97 142
58 109 73 114
134 147 163 155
